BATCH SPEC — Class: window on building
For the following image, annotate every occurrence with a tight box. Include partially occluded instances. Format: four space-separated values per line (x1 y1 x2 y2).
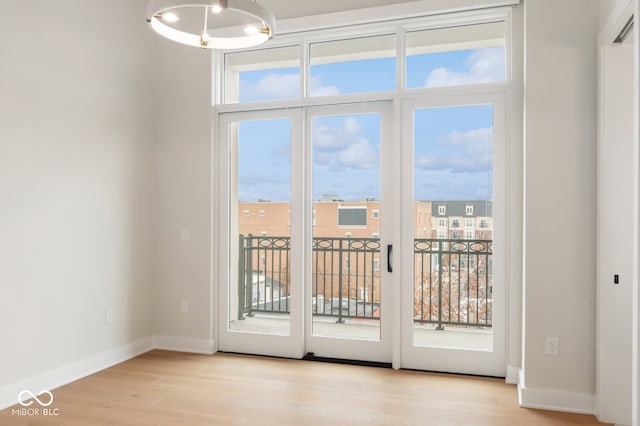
438 231 446 239
373 257 380 271
345 232 352 238
372 232 380 238
345 257 350 270
372 209 380 219
464 218 474 227
243 209 250 217
261 231 267 237
465 231 474 239
259 209 265 217
452 219 460 228
338 207 367 227
438 205 446 215
438 218 446 227
465 205 474 215
480 219 488 228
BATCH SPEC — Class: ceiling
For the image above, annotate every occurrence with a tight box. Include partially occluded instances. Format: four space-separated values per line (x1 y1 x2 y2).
256 0 417 21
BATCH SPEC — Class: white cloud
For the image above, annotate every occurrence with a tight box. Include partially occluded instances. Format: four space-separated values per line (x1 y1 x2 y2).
425 47 505 88
240 72 300 101
415 127 493 173
239 73 340 101
310 75 340 97
313 118 379 171
343 117 361 134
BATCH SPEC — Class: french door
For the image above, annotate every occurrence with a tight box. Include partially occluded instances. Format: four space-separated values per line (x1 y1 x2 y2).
400 93 506 376
217 108 305 358
217 95 505 376
304 103 395 363
217 102 395 363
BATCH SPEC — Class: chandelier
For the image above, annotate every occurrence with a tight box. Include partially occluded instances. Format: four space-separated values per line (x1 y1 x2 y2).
147 0 275 50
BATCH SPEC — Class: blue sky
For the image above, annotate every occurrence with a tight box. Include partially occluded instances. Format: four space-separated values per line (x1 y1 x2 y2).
236 47 503 202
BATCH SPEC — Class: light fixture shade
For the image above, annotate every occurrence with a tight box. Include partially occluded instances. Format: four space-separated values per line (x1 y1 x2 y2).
147 0 275 50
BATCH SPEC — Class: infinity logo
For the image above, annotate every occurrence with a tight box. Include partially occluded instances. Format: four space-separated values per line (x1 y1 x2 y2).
18 390 54 407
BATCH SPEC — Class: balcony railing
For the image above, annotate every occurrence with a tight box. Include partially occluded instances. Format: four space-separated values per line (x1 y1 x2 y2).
238 235 492 329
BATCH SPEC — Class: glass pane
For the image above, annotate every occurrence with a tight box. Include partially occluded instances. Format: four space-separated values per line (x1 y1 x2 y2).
230 118 292 336
309 35 396 96
412 105 494 351
406 22 505 89
225 46 300 103
311 113 382 340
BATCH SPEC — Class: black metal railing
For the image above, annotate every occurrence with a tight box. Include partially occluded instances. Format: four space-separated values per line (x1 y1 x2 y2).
238 235 492 329
413 239 492 329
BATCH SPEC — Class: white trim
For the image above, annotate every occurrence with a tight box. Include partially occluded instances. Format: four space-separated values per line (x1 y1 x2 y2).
598 0 634 47
633 3 640 426
505 365 519 385
275 0 519 35
518 382 595 415
153 336 216 354
0 337 154 411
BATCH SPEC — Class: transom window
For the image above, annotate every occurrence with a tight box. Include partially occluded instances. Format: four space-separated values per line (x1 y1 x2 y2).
221 20 506 105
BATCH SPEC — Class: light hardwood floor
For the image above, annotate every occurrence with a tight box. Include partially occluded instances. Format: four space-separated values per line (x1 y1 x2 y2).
0 350 609 425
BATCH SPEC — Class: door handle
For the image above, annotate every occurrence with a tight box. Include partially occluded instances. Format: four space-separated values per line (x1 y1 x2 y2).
387 244 393 273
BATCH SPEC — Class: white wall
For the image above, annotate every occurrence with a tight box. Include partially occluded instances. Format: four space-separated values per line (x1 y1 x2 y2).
0 0 156 396
153 38 213 350
597 42 633 425
521 0 599 411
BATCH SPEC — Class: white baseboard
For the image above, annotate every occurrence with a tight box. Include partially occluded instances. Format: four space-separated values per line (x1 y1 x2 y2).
0 335 217 412
153 336 216 354
0 337 154 411
518 382 595 415
505 365 520 385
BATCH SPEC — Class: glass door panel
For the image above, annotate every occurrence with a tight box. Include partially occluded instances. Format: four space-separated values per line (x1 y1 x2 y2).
412 105 494 351
218 109 303 359
310 113 382 341
305 103 394 363
401 95 505 376
231 118 292 336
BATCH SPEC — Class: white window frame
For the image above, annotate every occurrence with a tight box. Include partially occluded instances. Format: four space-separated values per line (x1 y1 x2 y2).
213 5 514 374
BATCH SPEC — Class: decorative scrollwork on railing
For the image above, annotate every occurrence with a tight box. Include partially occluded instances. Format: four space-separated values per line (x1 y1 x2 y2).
252 236 291 249
348 238 380 251
414 239 492 255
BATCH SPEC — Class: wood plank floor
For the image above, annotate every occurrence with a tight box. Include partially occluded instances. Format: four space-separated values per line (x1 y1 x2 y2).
0 350 609 425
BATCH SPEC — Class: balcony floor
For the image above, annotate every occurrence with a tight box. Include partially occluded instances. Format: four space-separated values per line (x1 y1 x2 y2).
229 314 492 352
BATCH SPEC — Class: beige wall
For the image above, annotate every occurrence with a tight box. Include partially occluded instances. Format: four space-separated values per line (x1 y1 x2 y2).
522 0 598 399
0 0 156 393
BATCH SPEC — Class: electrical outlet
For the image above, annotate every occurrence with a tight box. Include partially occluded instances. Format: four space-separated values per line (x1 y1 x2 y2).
545 336 559 356
181 301 189 314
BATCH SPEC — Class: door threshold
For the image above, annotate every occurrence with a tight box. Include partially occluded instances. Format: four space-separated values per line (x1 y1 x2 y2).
302 352 392 369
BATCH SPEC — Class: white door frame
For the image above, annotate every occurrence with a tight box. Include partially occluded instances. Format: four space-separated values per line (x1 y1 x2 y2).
400 90 507 376
303 101 397 364
217 108 305 359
